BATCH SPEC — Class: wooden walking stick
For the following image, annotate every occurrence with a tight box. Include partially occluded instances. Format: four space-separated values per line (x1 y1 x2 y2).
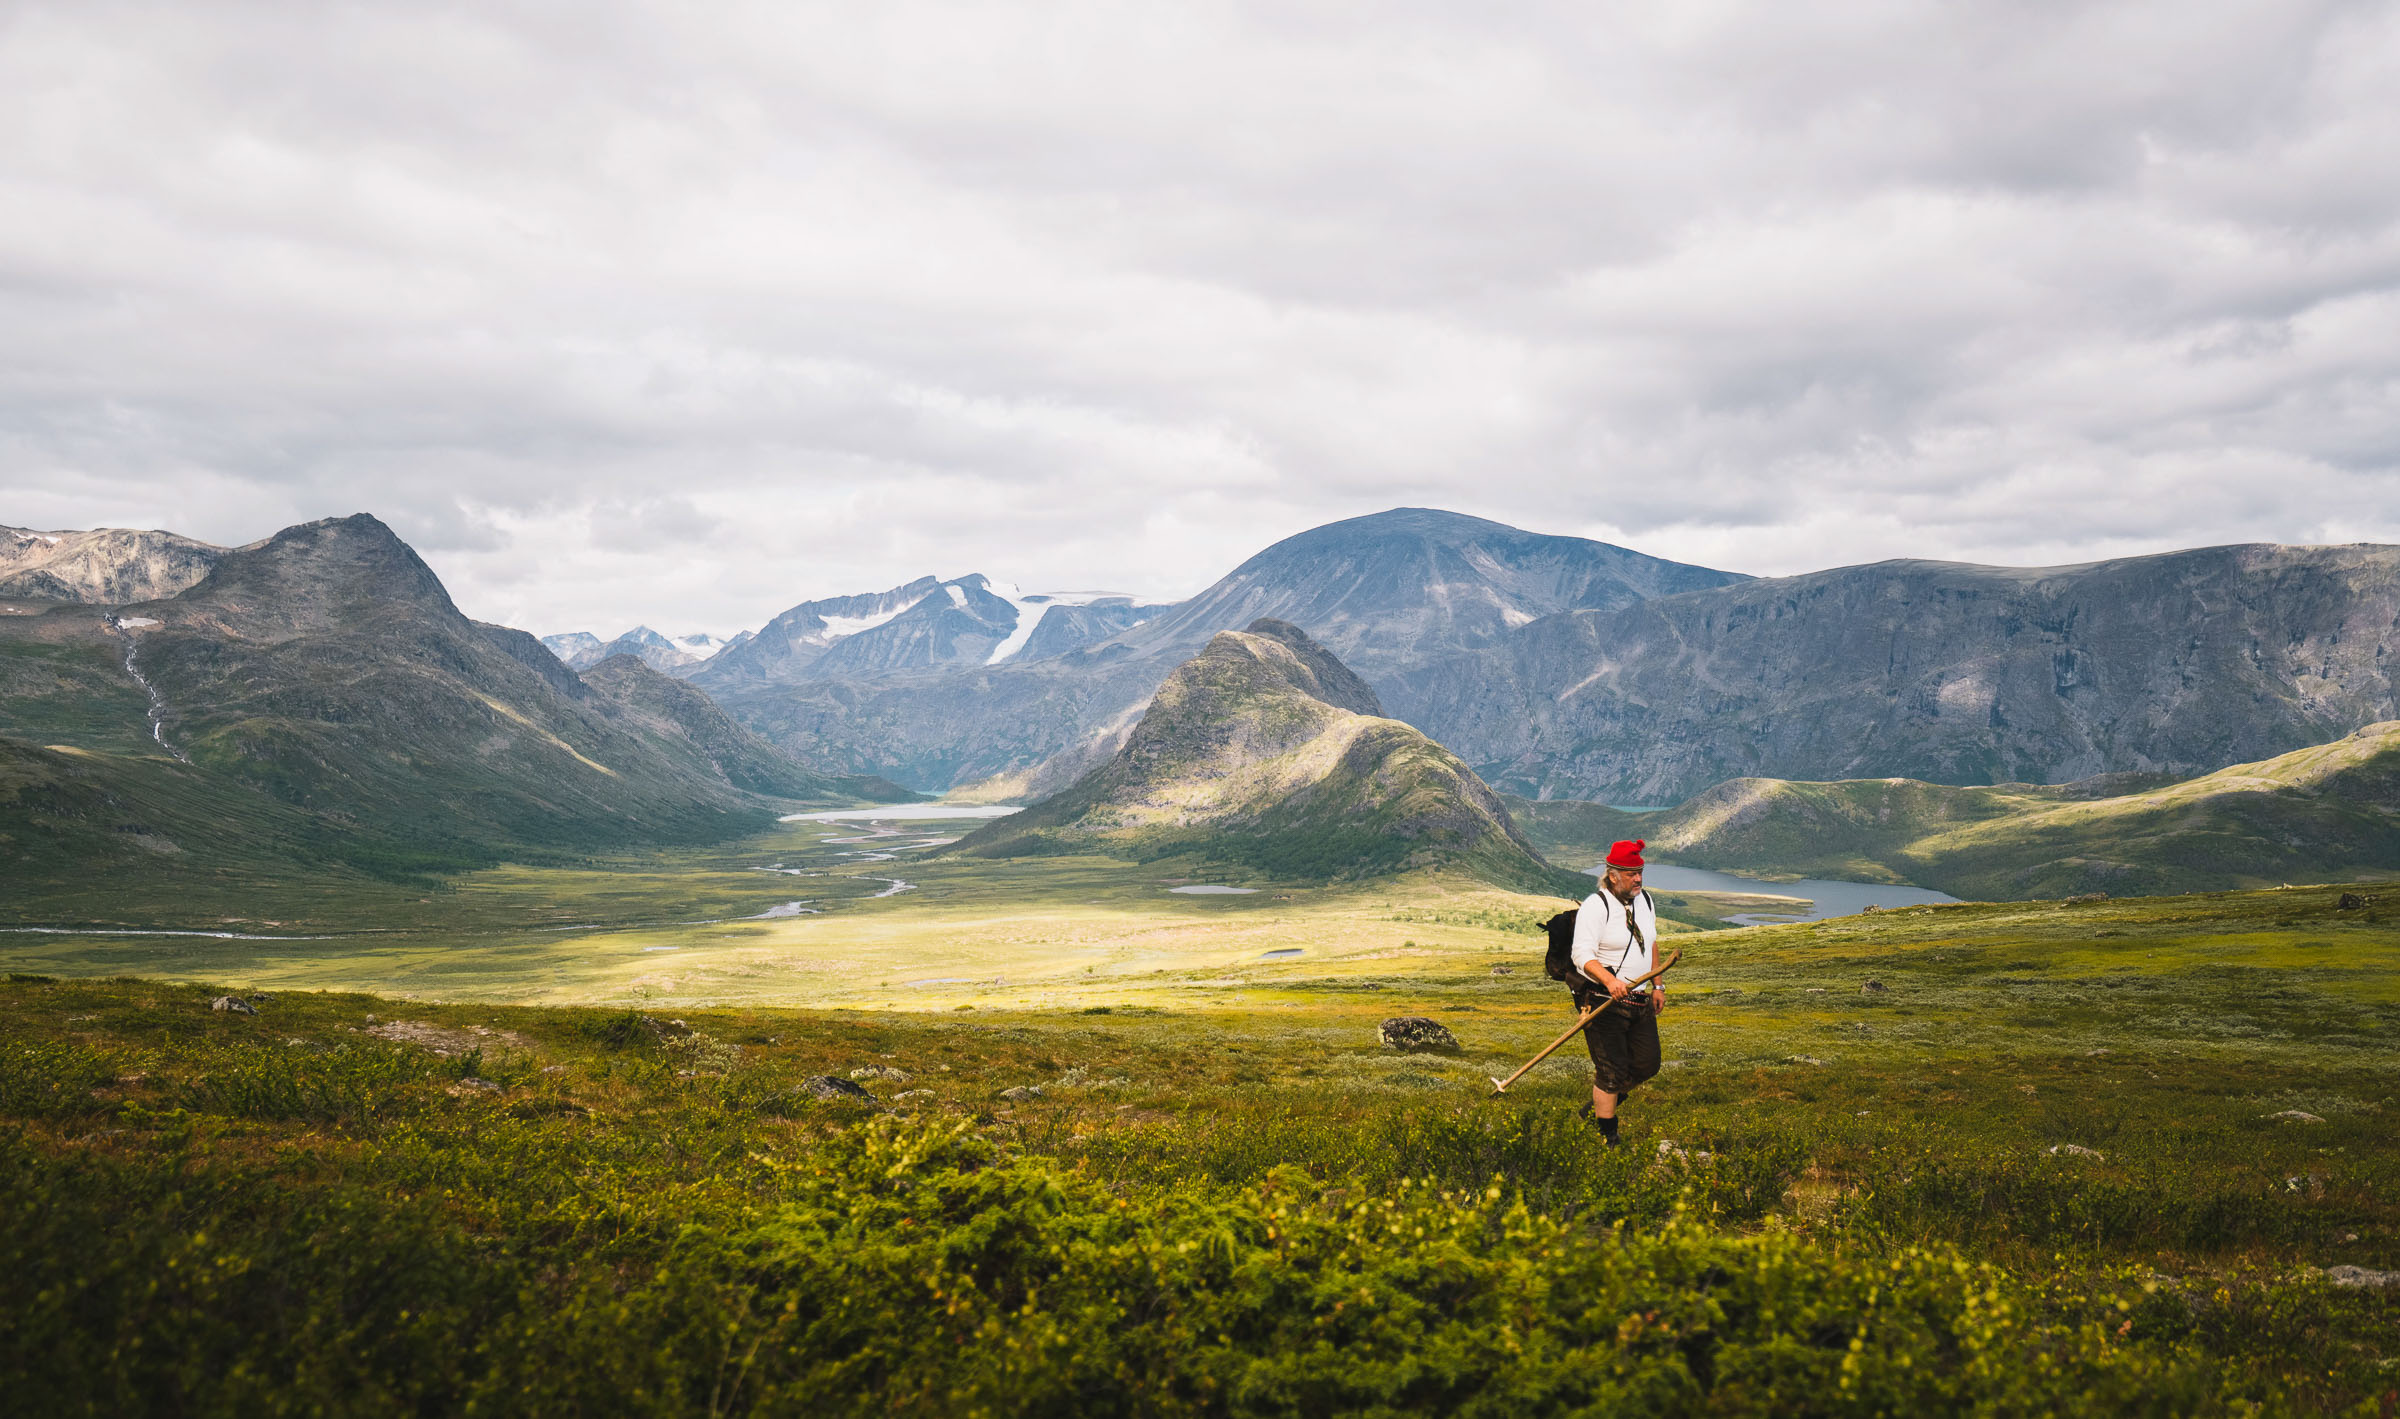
1488 947 1681 1095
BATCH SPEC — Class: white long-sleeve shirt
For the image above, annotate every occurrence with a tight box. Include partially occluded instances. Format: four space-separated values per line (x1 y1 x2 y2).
1569 888 1656 990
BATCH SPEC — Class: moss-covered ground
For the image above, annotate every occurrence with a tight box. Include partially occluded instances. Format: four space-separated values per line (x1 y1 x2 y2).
3 819 2396 1412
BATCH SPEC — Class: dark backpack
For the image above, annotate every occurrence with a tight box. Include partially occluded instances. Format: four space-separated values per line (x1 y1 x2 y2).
1542 909 1579 982
1543 894 1649 983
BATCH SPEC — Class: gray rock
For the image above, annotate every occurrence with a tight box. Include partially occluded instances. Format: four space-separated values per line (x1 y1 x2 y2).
456 1077 502 1092
998 1084 1045 1101
210 996 256 1014
802 1075 874 1100
850 1064 911 1082
1378 1017 1460 1053
2264 1109 2326 1123
2325 1265 2398 1289
1860 980 1887 993
2047 1143 2105 1160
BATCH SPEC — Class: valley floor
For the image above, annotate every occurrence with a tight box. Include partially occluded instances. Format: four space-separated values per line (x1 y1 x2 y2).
5 826 2397 1412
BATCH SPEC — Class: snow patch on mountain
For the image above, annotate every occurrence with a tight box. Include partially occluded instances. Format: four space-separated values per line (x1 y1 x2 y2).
813 604 916 642
980 582 1131 665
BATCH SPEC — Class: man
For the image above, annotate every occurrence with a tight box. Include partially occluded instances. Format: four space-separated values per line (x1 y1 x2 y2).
1569 839 1665 1145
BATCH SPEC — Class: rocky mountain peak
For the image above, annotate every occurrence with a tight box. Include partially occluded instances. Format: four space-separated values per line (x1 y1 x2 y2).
955 618 1583 893
171 513 462 639
1237 618 1385 716
1105 507 1748 678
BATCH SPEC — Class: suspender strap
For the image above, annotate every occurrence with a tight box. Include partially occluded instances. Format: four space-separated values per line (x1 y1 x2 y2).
1609 890 1649 978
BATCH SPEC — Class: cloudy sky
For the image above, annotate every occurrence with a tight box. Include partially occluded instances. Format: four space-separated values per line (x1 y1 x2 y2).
4 1 2396 636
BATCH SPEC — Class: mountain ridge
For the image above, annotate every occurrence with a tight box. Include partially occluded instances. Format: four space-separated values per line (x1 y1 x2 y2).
1601 719 2400 899
1389 541 2400 802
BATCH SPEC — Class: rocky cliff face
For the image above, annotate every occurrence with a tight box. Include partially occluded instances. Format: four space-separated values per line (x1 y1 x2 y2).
953 619 1586 894
0 525 225 603
709 508 1743 791
1387 543 2400 802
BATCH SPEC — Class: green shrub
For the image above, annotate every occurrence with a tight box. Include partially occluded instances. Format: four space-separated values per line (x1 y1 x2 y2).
0 1041 119 1118
174 1042 432 1124
0 1120 2251 1416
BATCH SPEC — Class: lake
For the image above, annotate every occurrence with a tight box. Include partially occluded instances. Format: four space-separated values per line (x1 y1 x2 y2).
780 804 1022 823
1619 864 1960 924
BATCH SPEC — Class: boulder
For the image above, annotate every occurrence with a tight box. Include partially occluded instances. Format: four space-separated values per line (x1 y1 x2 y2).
850 1064 911 1082
2263 1109 2326 1124
801 1075 874 1101
1378 1017 1459 1053
998 1084 1045 1101
210 996 256 1014
2326 1265 2398 1289
1860 980 1887 993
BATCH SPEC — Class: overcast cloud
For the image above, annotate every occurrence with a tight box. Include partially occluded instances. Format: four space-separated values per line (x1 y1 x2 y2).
3 0 2396 636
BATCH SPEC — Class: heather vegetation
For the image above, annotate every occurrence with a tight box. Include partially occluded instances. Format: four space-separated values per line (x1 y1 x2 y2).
4 863 2396 1414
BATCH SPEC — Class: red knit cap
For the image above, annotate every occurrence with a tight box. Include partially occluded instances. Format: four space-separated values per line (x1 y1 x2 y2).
1605 839 1646 869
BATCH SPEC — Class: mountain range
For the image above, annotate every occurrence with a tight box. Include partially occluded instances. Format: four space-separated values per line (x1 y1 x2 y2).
698 508 1745 791
953 619 1584 895
542 627 753 678
14 503 2400 902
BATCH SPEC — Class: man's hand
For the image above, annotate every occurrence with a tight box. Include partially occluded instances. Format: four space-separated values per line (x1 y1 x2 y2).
1587 965 1629 1001
1649 986 1667 1015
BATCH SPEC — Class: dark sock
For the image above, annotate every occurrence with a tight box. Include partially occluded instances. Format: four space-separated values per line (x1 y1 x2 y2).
1597 1115 1619 1138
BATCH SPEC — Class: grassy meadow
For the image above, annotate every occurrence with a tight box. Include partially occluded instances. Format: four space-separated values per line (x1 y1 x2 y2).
4 811 2398 1412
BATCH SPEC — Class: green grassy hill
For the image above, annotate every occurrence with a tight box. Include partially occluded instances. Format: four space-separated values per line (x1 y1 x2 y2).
1624 721 2400 897
956 619 1589 895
